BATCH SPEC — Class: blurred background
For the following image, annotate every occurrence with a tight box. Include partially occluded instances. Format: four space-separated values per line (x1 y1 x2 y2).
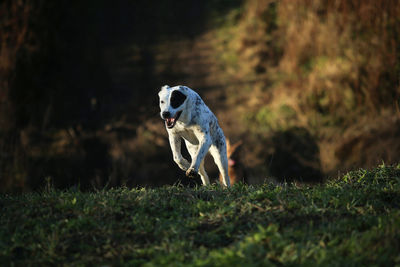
1 0 399 192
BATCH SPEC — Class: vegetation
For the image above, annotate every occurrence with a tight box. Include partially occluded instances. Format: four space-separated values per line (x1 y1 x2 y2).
211 0 400 177
0 1 399 191
1 164 399 266
1 2 399 264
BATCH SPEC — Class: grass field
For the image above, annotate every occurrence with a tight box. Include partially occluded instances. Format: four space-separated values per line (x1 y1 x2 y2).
1 163 400 266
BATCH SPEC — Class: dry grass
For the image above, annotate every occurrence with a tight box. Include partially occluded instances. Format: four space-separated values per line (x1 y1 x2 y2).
1 0 399 190
212 0 400 177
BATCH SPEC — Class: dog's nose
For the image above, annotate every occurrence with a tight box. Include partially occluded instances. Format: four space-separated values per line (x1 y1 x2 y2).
162 111 171 118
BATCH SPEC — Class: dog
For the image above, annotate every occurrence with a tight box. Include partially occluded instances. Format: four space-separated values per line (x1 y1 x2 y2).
158 85 230 187
219 139 247 185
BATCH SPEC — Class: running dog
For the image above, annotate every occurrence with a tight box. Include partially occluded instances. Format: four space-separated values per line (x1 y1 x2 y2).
158 85 230 187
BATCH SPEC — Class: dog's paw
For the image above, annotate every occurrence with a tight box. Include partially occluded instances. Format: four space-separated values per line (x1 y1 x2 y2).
186 168 199 179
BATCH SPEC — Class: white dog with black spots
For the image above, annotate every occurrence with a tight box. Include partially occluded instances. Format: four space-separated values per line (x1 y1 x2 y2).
158 85 230 187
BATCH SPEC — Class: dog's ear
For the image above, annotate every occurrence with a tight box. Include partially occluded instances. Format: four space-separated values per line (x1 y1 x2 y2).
170 90 187 108
230 140 243 153
226 139 232 156
161 85 170 91
226 139 231 149
227 140 242 157
179 85 188 92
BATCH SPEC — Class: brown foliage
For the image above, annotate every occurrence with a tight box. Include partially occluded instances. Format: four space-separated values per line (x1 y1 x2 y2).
1 0 399 191
215 0 400 180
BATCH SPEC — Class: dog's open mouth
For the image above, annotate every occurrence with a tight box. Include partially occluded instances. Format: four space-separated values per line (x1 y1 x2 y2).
165 111 182 129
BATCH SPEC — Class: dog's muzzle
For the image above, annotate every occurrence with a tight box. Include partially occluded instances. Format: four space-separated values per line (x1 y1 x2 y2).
163 110 182 129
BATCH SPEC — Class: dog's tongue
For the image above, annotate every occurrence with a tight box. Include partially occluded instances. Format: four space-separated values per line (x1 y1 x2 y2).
166 117 175 126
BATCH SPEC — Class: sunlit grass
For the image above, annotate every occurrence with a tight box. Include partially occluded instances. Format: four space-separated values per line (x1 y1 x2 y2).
1 164 399 265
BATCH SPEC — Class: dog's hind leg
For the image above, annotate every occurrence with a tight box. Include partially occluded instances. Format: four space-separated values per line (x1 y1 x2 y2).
209 145 230 187
198 160 210 185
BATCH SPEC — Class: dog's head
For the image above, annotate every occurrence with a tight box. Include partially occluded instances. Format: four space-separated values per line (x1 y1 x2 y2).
226 139 243 167
158 85 188 129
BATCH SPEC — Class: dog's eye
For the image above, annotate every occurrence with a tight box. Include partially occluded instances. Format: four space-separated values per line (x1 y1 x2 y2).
160 100 165 104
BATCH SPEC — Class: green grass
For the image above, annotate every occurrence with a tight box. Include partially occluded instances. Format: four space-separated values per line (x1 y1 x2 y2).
1 164 400 266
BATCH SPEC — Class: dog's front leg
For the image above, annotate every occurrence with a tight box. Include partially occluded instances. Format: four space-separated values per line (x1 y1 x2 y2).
168 134 190 171
186 134 211 178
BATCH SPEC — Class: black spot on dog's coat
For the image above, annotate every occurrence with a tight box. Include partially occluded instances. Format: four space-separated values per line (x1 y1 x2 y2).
195 96 202 106
170 90 187 109
191 96 203 120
